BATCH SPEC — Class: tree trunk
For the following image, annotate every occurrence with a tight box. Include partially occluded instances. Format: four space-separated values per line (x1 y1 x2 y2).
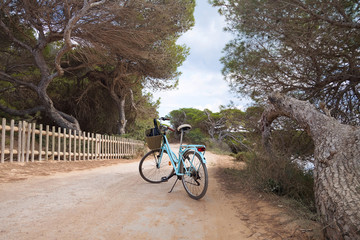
109 85 127 135
117 95 127 135
260 93 360 240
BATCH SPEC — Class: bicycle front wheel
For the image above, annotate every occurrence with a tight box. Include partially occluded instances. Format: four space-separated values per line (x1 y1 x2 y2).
139 149 174 183
181 150 208 200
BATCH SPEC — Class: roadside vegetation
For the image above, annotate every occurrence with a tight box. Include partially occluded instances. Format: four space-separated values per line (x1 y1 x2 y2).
209 1 359 238
167 105 317 218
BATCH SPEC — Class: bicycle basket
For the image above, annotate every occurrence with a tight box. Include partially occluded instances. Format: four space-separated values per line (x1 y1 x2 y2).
145 128 162 150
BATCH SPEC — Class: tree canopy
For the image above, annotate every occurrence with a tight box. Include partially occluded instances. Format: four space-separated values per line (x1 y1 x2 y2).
168 107 248 152
211 0 360 124
0 0 195 132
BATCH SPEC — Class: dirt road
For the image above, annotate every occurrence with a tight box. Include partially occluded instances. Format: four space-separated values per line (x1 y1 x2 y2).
0 149 317 240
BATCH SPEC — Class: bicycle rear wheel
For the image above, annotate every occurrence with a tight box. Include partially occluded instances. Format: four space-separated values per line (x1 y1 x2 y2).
139 149 174 183
181 150 208 200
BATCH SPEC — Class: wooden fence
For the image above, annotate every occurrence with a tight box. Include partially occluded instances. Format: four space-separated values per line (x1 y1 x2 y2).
0 118 144 163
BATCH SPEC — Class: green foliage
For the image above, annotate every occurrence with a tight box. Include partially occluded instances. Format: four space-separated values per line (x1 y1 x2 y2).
226 107 316 212
0 0 196 133
231 151 255 162
186 128 207 144
242 149 315 212
212 0 360 124
169 108 207 132
168 107 247 153
167 103 315 212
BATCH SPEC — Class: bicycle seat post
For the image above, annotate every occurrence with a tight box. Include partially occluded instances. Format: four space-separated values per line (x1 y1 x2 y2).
177 124 192 148
179 129 184 147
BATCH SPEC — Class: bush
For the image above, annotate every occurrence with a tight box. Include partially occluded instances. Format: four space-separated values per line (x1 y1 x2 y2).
205 139 232 154
186 128 207 144
240 149 315 212
232 151 256 162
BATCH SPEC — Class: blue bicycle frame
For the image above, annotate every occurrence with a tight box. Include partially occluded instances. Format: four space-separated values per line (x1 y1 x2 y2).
159 133 206 177
139 118 209 199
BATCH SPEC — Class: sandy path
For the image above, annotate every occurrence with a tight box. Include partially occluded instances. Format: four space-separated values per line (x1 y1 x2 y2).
0 149 255 240
0 147 318 240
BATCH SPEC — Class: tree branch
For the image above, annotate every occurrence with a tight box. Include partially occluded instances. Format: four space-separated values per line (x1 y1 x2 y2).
55 0 106 76
0 19 32 52
0 103 45 116
129 88 137 110
0 71 38 91
290 0 360 29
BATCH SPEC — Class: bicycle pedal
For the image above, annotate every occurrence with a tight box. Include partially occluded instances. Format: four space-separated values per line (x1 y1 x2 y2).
161 176 168 182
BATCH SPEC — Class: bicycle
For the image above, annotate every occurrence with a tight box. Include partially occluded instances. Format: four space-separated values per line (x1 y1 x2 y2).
139 117 208 200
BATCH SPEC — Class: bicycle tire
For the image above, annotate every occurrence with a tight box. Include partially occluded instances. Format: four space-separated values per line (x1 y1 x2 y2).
181 150 208 200
139 149 174 183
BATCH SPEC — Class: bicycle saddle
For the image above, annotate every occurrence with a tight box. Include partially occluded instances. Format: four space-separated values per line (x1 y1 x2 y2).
177 124 192 132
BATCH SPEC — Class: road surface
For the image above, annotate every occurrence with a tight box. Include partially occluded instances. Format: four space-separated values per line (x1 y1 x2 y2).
0 148 314 239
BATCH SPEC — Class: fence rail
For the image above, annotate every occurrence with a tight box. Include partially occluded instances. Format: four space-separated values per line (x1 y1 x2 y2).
0 118 144 163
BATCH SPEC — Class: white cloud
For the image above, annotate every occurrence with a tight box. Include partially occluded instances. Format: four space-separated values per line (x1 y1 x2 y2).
152 1 251 117
178 19 231 53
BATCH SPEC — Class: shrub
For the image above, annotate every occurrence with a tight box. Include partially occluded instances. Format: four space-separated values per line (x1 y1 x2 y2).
232 151 256 162
240 149 315 212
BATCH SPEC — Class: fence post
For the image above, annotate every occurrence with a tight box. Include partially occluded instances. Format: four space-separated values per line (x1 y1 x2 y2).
131 139 134 156
119 137 122 158
126 138 129 157
39 124 43 161
95 134 98 160
78 131 82 160
95 134 99 160
83 131 86 160
110 136 113 159
91 133 95 160
25 123 31 162
9 119 14 162
1 118 6 163
120 138 123 158
63 128 66 161
17 121 22 162
100 135 103 160
108 136 110 159
99 134 101 160
31 123 35 162
115 136 118 159
107 135 110 159
74 130 77 161
87 132 90 160
103 135 105 160
119 138 122 158
69 129 72 161
107 136 111 159
21 121 26 162
51 126 55 160
45 125 49 160
57 127 61 160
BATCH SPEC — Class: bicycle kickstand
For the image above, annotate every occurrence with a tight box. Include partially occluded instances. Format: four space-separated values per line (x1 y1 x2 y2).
168 178 179 193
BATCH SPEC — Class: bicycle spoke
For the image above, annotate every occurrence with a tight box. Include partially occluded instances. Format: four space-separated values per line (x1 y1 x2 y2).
139 149 174 183
181 150 208 200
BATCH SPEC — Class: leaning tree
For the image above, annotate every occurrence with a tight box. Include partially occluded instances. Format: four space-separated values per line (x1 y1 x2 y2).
0 0 194 131
211 0 360 124
261 93 360 240
71 0 194 134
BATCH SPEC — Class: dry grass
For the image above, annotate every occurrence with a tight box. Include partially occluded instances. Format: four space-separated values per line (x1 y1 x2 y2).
216 161 324 240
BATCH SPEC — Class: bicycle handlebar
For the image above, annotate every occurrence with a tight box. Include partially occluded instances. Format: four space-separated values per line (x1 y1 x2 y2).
155 117 175 132
159 117 170 121
167 126 175 132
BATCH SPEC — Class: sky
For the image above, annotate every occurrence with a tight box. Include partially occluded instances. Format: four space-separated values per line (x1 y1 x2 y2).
151 1 251 117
